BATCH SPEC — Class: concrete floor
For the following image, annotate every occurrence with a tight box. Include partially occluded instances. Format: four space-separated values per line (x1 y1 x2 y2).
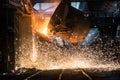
0 68 120 80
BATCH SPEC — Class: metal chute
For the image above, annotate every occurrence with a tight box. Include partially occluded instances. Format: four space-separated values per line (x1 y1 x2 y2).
48 0 90 44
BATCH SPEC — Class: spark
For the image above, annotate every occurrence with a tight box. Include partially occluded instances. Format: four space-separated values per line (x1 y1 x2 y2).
30 33 38 62
15 37 120 71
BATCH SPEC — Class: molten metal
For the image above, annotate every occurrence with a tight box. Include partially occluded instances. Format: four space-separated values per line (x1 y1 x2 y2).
32 14 51 38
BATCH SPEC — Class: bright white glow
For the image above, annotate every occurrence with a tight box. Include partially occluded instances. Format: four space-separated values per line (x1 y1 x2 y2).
41 26 48 36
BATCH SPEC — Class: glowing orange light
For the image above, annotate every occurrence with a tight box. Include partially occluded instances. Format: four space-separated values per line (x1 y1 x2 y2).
42 26 48 35
40 19 50 37
31 13 51 38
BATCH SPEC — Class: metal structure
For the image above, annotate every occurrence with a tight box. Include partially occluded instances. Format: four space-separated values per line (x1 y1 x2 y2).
48 0 90 44
0 0 33 73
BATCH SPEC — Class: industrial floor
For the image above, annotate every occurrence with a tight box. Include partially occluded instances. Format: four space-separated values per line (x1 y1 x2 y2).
0 68 120 80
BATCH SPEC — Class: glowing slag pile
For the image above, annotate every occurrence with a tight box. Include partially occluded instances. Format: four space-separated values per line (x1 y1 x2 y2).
16 35 120 71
